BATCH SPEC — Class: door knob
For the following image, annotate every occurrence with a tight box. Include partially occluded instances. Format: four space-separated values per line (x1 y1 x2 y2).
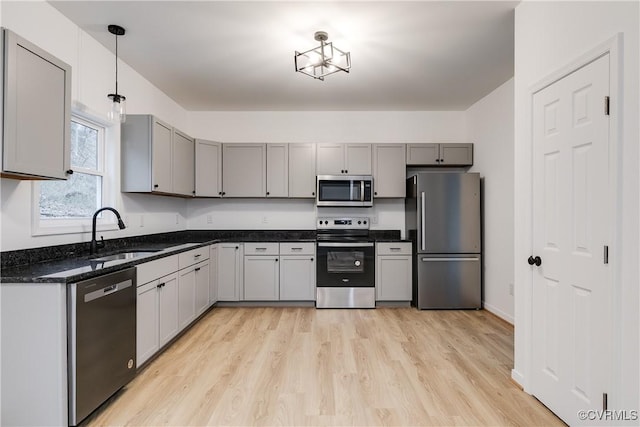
527 256 542 266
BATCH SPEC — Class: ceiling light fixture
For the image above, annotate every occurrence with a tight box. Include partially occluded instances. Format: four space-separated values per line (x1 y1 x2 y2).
107 24 127 123
294 31 351 81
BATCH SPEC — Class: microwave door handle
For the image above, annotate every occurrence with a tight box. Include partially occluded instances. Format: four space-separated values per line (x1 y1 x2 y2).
361 180 365 202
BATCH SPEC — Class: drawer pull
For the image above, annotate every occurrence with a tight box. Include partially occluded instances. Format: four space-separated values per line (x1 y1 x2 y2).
390 247 402 251
195 267 201 272
194 254 201 258
256 247 267 251
291 247 303 251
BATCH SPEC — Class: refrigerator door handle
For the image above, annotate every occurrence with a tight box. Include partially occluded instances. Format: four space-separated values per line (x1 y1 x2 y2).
420 192 426 251
420 257 480 262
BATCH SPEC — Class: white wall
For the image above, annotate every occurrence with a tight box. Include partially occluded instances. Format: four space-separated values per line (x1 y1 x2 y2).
467 78 514 323
186 110 467 233
0 1 190 251
513 0 639 416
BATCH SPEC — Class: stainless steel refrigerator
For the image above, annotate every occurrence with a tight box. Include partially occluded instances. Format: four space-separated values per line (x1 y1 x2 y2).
405 172 481 309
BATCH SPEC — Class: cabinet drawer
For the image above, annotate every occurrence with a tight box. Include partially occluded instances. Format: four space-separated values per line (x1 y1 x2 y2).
244 242 279 255
179 247 210 269
137 254 179 285
376 242 412 256
279 242 315 255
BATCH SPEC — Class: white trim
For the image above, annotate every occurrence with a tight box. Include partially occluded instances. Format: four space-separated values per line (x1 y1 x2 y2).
483 301 514 325
520 33 622 402
31 108 119 236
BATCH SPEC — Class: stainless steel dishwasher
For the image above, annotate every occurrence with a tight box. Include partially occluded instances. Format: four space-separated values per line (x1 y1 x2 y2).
68 267 136 426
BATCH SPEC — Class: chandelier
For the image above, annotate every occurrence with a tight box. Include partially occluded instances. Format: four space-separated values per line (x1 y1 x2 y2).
294 31 351 81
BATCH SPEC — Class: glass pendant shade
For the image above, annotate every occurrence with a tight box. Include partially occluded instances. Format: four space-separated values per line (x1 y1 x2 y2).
107 93 126 123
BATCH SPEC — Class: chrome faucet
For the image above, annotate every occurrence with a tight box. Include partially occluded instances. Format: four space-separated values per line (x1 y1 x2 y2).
90 207 126 255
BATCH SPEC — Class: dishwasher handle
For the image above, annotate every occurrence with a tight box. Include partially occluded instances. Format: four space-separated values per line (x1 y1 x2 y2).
83 278 133 303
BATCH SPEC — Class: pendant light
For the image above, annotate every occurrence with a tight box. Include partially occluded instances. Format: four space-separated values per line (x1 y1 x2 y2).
107 24 126 123
294 31 351 81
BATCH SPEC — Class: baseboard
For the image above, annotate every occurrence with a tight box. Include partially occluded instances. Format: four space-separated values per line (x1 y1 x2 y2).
482 301 514 324
511 369 525 390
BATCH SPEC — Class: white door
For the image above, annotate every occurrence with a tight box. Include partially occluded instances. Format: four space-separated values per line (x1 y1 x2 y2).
531 54 610 425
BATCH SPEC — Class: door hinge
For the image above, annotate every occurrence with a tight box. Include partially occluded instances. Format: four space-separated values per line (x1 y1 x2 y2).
604 245 609 264
605 96 610 115
603 392 608 411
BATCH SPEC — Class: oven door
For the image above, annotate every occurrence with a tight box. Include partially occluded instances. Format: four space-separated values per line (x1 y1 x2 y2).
316 242 375 287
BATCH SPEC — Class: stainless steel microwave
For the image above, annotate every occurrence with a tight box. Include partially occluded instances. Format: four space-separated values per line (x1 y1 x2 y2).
316 175 373 207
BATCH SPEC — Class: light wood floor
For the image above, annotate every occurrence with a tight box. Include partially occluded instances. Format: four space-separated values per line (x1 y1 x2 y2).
85 307 564 426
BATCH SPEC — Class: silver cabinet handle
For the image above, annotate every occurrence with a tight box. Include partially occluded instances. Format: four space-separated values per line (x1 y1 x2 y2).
291 247 303 251
420 192 426 251
390 247 402 251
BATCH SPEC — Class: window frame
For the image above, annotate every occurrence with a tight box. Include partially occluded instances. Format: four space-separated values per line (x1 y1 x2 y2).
31 110 117 236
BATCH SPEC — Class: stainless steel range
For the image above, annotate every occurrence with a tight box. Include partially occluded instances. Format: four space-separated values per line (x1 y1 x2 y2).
316 217 375 308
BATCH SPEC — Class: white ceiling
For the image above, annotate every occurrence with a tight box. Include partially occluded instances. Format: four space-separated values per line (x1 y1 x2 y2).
50 1 517 112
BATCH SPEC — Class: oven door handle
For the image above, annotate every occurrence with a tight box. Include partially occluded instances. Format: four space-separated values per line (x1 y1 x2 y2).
317 242 374 248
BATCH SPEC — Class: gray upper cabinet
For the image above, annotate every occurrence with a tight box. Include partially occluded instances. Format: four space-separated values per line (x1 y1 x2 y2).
316 143 372 175
288 143 316 198
172 129 195 196
266 143 288 197
406 143 473 166
195 139 222 197
122 115 195 196
222 143 266 197
2 29 71 180
372 144 406 198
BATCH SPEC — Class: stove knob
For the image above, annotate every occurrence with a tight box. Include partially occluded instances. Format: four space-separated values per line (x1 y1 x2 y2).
319 220 322 225
358 220 362 225
363 220 367 224
324 220 329 225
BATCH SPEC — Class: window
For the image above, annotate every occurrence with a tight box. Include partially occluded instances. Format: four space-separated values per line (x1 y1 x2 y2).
32 114 114 235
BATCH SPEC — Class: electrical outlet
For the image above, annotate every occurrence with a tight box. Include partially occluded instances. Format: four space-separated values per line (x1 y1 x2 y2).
175 214 179 224
262 216 268 224
509 283 514 296
206 215 213 224
140 215 144 228
371 215 378 224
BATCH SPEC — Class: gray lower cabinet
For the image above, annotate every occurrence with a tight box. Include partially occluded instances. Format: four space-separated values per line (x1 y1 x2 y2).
217 243 244 301
243 243 280 300
279 242 315 300
406 143 473 166
136 254 180 368
209 244 219 304
375 242 412 301
2 28 71 180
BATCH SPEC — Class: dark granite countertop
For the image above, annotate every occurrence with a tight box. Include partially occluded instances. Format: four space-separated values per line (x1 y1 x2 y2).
1 229 401 284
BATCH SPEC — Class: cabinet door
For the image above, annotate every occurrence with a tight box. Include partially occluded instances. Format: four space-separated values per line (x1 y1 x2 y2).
158 273 179 346
178 267 196 329
222 144 266 197
266 144 288 197
172 129 195 196
244 256 280 300
195 261 210 316
439 143 473 166
2 29 71 179
218 243 242 301
136 281 159 367
376 255 412 301
209 245 219 304
151 119 173 193
280 256 316 301
288 143 316 198
316 144 344 175
373 144 406 198
406 143 439 165
195 139 222 197
345 144 372 175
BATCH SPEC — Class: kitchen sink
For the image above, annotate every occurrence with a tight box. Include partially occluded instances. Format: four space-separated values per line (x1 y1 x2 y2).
91 249 161 262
